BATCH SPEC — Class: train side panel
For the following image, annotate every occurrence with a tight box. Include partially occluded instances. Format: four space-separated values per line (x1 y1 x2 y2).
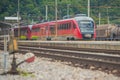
14 26 32 40
30 15 96 40
31 23 50 40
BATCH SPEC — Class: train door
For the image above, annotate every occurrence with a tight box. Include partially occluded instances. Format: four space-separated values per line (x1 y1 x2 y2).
45 26 49 38
48 25 55 40
27 29 32 40
70 21 73 34
50 25 55 35
40 27 45 39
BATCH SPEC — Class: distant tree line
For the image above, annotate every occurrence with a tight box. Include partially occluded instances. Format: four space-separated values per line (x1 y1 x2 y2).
0 0 120 25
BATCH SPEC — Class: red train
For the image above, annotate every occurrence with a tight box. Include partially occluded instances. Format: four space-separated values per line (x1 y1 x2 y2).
14 14 96 40
14 25 32 40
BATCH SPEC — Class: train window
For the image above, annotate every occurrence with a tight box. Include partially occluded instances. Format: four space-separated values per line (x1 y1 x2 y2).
61 24 63 30
36 28 40 32
59 24 62 30
63 24 65 29
66 24 68 29
50 26 54 30
20 29 27 36
58 23 72 30
32 28 40 32
67 24 69 29
50 26 55 34
61 24 62 29
62 24 64 29
67 23 70 29
32 29 34 32
78 21 94 28
60 24 62 30
65 24 67 29
61 24 65 30
65 24 66 29
58 25 59 30
58 24 61 30
67 23 71 29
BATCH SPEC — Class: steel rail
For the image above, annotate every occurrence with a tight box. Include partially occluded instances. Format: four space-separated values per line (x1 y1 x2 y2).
0 42 120 75
19 46 120 62
19 46 120 70
18 43 120 55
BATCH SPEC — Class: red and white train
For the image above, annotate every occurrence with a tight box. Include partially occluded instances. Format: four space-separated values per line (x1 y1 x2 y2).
14 14 96 40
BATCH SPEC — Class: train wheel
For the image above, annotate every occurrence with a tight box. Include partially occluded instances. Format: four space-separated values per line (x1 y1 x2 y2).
71 37 75 40
46 37 51 41
67 37 70 41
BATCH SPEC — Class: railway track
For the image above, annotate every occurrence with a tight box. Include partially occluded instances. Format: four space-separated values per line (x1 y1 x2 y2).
0 41 120 76
19 46 120 72
22 45 120 55
19 45 120 75
18 41 120 55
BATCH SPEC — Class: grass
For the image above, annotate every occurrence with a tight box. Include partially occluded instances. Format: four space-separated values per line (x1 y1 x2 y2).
17 68 35 77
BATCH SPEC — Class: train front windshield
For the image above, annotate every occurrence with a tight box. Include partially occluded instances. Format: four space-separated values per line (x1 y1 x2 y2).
78 20 94 34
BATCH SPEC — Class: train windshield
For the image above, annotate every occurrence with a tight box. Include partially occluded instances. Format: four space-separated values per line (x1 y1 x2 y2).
78 20 94 33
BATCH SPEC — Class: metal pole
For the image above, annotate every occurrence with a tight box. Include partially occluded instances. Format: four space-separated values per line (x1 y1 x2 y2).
18 0 20 39
88 0 90 17
106 7 109 38
3 36 8 73
4 36 7 52
99 12 101 26
55 0 58 39
107 8 110 25
67 4 69 18
45 5 48 21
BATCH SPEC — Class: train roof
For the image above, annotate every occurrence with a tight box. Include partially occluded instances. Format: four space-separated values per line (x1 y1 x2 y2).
32 15 94 28
62 14 94 21
33 21 50 26
74 16 94 21
14 25 33 29
57 15 94 22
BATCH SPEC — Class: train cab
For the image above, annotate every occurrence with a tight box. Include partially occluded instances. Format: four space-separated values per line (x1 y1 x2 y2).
74 15 96 40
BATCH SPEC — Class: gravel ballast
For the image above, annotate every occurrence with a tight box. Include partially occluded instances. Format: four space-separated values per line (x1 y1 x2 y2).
0 53 120 80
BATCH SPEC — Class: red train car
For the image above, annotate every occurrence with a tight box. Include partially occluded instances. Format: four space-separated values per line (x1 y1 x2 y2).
31 22 50 40
14 25 32 40
31 14 96 40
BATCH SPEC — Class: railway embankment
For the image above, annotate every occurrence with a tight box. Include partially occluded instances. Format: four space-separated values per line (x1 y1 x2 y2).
0 41 120 80
18 41 120 54
0 53 120 80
